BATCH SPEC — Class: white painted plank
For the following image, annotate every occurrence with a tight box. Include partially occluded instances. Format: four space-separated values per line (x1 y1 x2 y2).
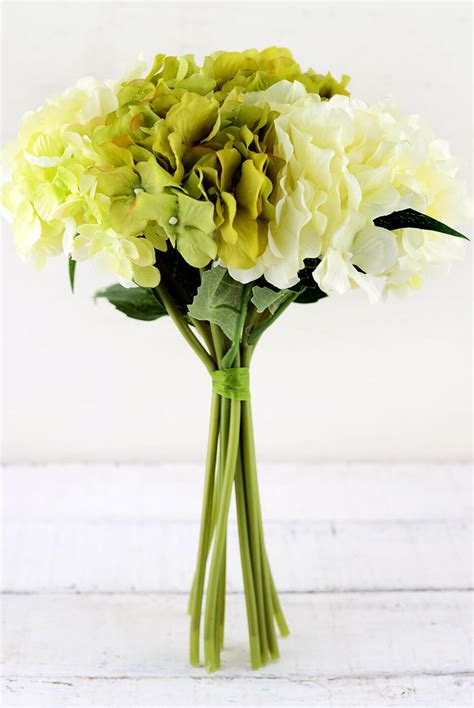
3 592 471 679
2 673 473 707
2 464 472 707
2 463 471 522
3 519 471 593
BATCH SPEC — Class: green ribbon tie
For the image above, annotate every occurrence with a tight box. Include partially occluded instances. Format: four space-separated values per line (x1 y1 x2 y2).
211 367 250 401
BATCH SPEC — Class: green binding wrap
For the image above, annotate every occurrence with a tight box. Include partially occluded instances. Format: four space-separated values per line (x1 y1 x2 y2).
211 367 251 401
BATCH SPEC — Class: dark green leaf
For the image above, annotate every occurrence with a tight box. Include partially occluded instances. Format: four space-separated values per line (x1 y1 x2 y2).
156 248 201 307
293 287 328 304
94 284 168 321
68 257 76 293
290 258 328 304
373 208 469 240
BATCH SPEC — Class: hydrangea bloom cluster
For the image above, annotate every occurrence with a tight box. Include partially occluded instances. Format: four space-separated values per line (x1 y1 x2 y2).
1 47 468 297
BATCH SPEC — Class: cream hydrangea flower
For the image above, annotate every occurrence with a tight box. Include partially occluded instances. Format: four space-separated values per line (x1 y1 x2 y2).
1 66 161 288
228 81 469 299
1 76 119 265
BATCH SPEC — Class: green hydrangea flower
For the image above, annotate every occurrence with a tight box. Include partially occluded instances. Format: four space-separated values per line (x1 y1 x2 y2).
202 47 350 101
89 48 348 272
182 102 284 269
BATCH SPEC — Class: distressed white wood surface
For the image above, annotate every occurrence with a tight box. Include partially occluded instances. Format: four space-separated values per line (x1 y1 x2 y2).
3 674 472 707
3 592 472 706
3 518 471 593
3 463 470 522
1 464 472 707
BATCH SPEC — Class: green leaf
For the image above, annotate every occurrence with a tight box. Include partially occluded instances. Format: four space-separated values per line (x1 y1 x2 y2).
220 284 252 369
290 258 328 304
251 285 291 314
94 284 168 321
247 290 298 345
373 208 469 240
188 266 245 339
293 286 327 304
68 257 76 294
157 248 201 308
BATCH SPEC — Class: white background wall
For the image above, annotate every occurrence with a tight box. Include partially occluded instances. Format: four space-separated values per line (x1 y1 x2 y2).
1 1 472 463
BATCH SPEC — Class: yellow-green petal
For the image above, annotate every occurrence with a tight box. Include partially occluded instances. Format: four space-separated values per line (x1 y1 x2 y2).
166 93 219 145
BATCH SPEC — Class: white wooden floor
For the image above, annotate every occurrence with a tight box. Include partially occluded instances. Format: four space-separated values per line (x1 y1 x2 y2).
1 463 472 707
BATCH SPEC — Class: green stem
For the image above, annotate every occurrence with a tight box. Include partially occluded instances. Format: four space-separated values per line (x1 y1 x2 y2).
187 577 195 616
187 329 223 616
221 284 252 369
210 322 225 365
213 394 230 660
241 396 279 659
265 546 290 637
242 342 289 644
188 325 228 656
235 446 262 669
189 391 221 666
157 283 216 622
204 398 241 672
189 317 217 362
210 324 229 658
216 540 226 652
240 401 269 663
243 301 259 342
248 291 299 346
212 396 230 537
260 535 279 659
156 283 216 374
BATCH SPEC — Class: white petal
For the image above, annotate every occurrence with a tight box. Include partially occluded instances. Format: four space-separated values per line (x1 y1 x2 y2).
25 152 65 168
352 226 398 275
244 79 308 109
350 266 384 303
314 249 351 295
227 262 264 285
263 260 300 290
62 218 76 255
332 210 366 252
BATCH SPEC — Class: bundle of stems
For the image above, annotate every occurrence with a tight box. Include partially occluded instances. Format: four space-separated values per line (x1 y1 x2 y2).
156 279 290 673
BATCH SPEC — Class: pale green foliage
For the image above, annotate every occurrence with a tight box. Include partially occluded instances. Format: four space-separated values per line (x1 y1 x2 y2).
251 285 290 314
188 266 245 339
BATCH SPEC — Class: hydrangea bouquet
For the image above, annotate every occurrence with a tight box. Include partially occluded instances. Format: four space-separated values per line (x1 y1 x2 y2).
2 48 470 672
